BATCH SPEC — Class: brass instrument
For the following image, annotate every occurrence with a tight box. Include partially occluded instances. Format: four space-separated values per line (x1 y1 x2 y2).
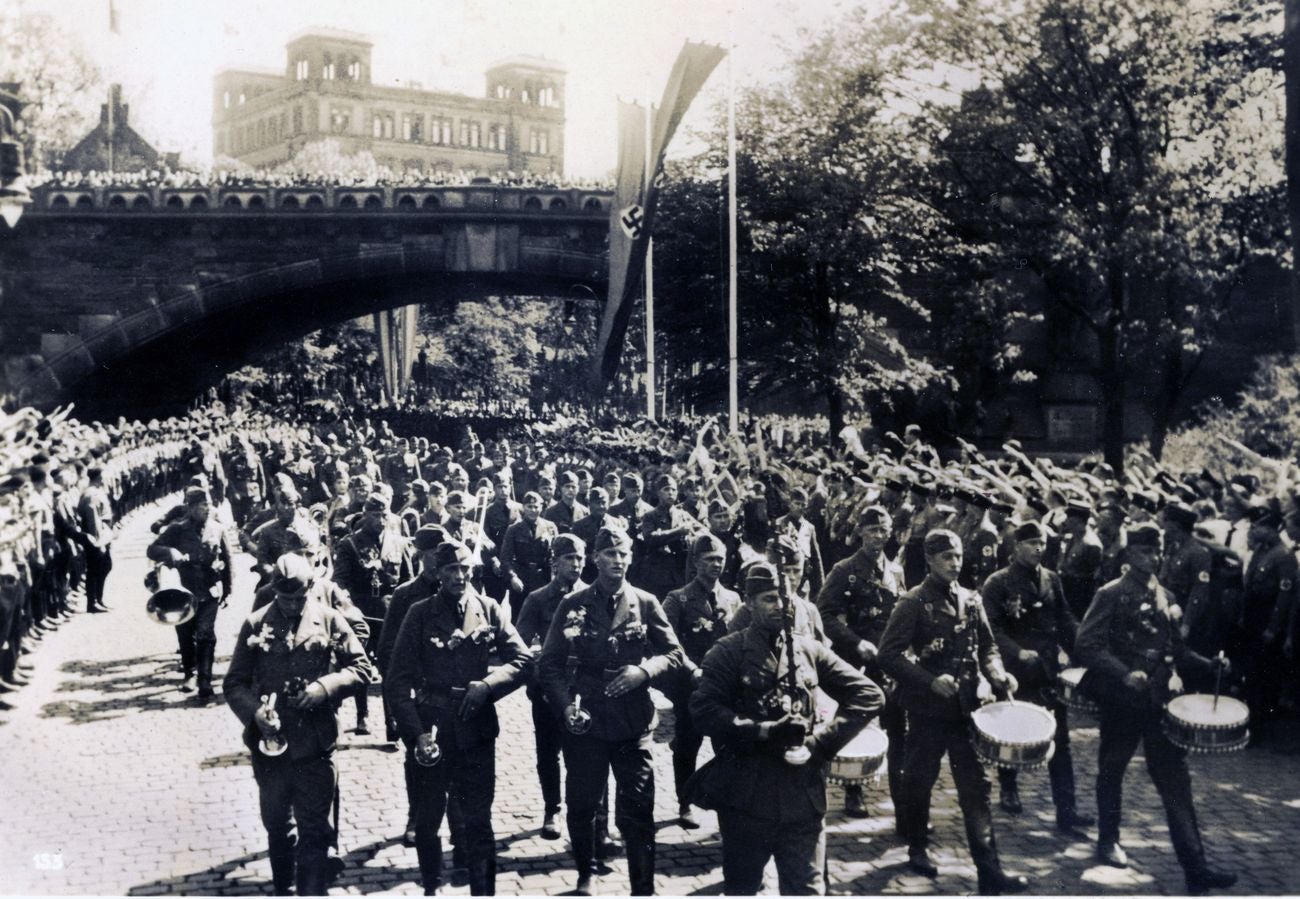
257 693 288 757
144 564 197 626
414 724 442 767
774 536 813 766
564 693 593 735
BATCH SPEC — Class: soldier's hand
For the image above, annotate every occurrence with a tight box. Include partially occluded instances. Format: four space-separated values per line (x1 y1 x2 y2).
691 667 704 687
1123 670 1149 690
605 665 648 697
459 680 491 719
765 714 808 747
993 672 1018 697
1214 654 1233 674
1018 649 1039 664
509 575 525 594
290 681 328 710
930 674 959 698
169 549 189 564
253 706 279 738
857 640 878 663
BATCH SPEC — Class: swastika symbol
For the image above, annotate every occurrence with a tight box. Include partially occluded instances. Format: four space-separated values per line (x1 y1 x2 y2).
620 204 645 239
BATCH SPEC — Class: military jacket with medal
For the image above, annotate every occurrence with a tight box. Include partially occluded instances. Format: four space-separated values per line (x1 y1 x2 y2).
982 561 1077 695
384 587 529 750
537 579 685 742
817 550 904 662
663 577 743 670
1243 540 1297 636
147 514 234 602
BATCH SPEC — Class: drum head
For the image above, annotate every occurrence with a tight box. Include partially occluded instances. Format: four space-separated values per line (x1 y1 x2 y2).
1059 667 1086 687
972 701 1056 745
1167 693 1249 728
838 725 889 759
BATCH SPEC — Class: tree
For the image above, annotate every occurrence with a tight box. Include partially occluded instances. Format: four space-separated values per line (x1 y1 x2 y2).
921 0 1284 468
0 9 102 170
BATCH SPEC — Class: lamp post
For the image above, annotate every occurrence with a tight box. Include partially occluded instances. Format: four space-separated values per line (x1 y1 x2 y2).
0 85 32 229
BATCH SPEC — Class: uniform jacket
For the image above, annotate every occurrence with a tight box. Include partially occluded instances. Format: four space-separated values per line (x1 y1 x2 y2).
225 596 373 760
774 514 825 596
981 562 1077 698
544 499 588 535
537 579 685 742
376 572 438 673
146 515 235 602
663 577 743 673
333 528 402 618
1242 539 1296 637
816 550 904 664
878 575 1007 720
500 517 560 586
1076 574 1216 711
384 588 529 751
689 628 883 822
961 520 1001 589
252 579 370 644
1159 534 1213 630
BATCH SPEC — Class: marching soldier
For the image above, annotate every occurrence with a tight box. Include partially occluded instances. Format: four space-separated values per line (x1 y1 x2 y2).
1243 504 1295 745
500 492 560 614
688 561 882 895
878 529 1028 895
980 521 1092 832
1055 502 1103 620
816 505 906 819
384 539 530 896
1075 523 1236 895
662 533 742 829
638 475 701 600
225 554 373 897
147 487 235 701
538 527 685 896
544 470 588 534
775 487 825 598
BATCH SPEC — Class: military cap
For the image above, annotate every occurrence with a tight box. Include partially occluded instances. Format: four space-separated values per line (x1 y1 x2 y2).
587 486 610 505
884 477 909 493
924 529 962 555
1130 490 1159 513
991 500 1015 515
272 553 314 596
970 492 993 510
445 463 468 479
363 493 388 513
1064 500 1093 520
656 474 678 491
410 479 430 493
1162 503 1197 530
1126 523 1163 548
1014 521 1046 542
492 470 511 486
1247 503 1284 529
953 485 977 504
184 486 210 505
707 499 730 516
536 474 556 489
433 540 473 569
691 533 727 558
557 470 578 488
769 533 802 565
910 481 933 497
1025 495 1049 515
595 527 634 553
522 490 543 505
622 472 645 489
349 474 373 488
861 505 892 527
413 525 447 553
445 490 471 508
188 473 210 488
551 533 587 560
789 486 809 503
743 561 780 598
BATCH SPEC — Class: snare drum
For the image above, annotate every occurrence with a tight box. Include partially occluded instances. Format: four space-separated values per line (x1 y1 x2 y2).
971 701 1056 771
1057 667 1098 715
1162 694 1250 754
827 725 889 785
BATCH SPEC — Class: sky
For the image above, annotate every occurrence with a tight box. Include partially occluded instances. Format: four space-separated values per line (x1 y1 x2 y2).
20 0 876 177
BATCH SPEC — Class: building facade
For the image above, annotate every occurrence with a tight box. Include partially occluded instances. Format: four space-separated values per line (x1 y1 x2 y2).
212 29 566 174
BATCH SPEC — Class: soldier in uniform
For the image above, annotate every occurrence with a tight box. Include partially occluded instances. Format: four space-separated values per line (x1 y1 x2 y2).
638 475 701 600
1055 502 1103 620
501 491 561 614
1242 504 1295 745
960 494 1001 590
662 533 742 829
147 487 235 701
538 527 685 896
385 539 530 896
688 561 882 895
224 554 373 897
775 487 825 598
516 534 588 840
706 499 743 592
1075 523 1236 895
480 471 519 602
980 521 1092 832
545 471 589 535
816 505 906 818
609 473 653 578
878 529 1028 895
76 465 114 614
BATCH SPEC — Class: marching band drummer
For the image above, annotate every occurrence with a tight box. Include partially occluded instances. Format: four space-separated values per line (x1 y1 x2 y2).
224 554 373 897
687 560 882 895
1075 522 1237 895
878 529 1028 895
980 520 1093 833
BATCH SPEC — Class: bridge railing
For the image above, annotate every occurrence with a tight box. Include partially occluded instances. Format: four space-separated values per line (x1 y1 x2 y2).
27 183 614 215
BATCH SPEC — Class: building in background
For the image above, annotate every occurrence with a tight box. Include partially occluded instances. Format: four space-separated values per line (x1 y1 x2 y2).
65 85 179 172
212 29 566 174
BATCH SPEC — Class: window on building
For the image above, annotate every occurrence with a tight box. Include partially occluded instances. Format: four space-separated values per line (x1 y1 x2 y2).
330 105 351 133
295 59 309 80
223 91 230 109
530 129 549 155
238 91 246 105
487 124 503 151
459 121 480 148
293 105 303 134
496 84 505 99
540 86 555 107
402 114 422 142
322 55 335 80
347 59 361 80
521 88 530 104
372 112 394 139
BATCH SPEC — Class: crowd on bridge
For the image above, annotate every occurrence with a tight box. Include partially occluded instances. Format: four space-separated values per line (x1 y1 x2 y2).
29 164 614 194
2 388 1296 897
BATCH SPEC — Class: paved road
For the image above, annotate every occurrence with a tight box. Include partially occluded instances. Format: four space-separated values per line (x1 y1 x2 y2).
1 497 1298 896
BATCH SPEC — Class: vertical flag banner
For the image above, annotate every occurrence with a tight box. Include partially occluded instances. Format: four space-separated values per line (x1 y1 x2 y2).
590 41 727 389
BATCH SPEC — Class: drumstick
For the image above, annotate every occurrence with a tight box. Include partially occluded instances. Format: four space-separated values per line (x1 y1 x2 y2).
1213 651 1225 712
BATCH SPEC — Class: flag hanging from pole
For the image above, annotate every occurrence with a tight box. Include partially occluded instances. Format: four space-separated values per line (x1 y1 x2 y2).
589 41 726 390
108 0 120 33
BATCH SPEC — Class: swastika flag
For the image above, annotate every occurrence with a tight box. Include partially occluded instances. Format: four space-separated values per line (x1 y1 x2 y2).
619 204 645 240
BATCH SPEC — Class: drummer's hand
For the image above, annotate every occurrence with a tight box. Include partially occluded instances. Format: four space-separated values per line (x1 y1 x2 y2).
857 640 878 663
1123 670 1149 690
1017 649 1039 664
930 674 959 698
1214 654 1233 674
992 671 1018 696
605 665 648 697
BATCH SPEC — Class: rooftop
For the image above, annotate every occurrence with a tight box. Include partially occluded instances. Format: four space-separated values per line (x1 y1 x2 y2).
287 27 373 47
486 55 568 74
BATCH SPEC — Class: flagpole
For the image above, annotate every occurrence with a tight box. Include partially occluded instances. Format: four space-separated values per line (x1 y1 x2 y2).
644 96 656 422
727 13 740 435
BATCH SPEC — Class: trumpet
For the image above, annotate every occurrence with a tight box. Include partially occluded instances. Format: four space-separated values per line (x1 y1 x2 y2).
564 693 593 735
258 693 288 757
145 564 197 626
414 724 442 767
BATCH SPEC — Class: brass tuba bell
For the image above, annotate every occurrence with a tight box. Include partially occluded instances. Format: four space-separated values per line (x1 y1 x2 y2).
145 564 197 626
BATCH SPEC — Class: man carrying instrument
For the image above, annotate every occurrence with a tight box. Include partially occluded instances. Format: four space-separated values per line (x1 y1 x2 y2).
225 554 373 896
662 532 743 829
816 504 906 819
384 539 530 896
981 521 1093 833
538 526 685 896
878 528 1028 895
1075 523 1237 895
147 486 235 701
688 560 882 895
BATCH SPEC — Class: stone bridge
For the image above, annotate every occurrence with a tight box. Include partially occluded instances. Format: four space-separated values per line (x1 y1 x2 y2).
0 182 612 415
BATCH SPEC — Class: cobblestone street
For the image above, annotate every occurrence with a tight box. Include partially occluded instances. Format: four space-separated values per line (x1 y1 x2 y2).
2 498 1299 896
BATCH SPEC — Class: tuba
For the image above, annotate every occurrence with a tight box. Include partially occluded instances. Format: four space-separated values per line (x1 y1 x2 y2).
145 564 197 626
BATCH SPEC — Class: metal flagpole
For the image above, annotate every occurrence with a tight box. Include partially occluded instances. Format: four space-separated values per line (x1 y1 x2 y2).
727 11 739 435
644 96 656 421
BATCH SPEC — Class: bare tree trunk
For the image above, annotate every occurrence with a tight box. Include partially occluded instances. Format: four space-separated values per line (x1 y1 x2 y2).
1286 0 1300 348
1101 262 1127 475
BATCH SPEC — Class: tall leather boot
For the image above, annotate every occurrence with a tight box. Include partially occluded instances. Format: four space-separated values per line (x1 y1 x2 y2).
268 836 296 896
467 855 496 896
296 842 329 897
196 640 215 700
625 833 655 897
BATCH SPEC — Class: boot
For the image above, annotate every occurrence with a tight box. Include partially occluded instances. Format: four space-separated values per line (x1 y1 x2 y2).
678 803 699 829
908 849 938 878
1185 866 1237 895
978 868 1030 896
625 835 655 897
1056 806 1095 837
999 782 1022 815
541 811 561 840
354 690 370 735
467 856 496 896
1096 841 1128 868
844 784 871 818
196 641 215 700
